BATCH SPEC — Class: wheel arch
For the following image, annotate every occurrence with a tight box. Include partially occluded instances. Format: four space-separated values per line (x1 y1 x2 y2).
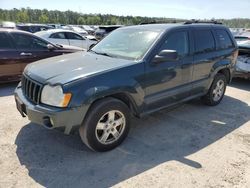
86 91 141 118
217 68 231 84
212 60 232 84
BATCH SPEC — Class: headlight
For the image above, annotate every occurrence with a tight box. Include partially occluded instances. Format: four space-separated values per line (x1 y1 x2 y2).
41 85 72 107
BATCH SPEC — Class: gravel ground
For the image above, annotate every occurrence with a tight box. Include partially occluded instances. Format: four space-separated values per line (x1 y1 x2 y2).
0 79 249 188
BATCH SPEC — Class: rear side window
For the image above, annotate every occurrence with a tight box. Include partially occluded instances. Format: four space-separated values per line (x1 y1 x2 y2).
50 32 66 39
194 30 215 54
161 31 189 56
66 32 83 40
0 33 13 49
215 29 234 49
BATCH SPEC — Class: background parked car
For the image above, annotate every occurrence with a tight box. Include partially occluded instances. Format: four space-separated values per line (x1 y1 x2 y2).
0 29 82 83
69 26 88 36
35 29 97 50
235 40 250 79
0 21 16 28
80 25 95 35
94 25 122 40
16 24 53 33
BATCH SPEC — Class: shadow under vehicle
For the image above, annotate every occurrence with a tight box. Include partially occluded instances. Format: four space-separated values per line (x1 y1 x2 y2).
15 93 250 187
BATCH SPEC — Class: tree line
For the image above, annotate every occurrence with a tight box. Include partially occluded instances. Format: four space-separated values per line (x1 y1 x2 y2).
1 8 250 28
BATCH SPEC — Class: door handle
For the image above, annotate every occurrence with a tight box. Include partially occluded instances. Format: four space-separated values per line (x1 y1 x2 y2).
20 52 32 56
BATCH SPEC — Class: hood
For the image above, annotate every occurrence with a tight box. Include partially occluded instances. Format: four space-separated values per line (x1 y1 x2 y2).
24 51 134 85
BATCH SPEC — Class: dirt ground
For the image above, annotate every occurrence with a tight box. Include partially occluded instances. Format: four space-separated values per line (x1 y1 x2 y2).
0 79 249 188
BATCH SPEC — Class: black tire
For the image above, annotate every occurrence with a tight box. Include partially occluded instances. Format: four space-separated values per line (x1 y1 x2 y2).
79 97 131 152
202 73 227 106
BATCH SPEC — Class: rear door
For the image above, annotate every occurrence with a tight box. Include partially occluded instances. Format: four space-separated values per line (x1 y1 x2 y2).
0 32 22 81
65 32 86 49
49 32 69 46
191 27 218 94
10 32 63 72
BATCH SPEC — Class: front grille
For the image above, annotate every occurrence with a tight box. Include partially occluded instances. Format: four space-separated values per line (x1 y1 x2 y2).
21 75 42 104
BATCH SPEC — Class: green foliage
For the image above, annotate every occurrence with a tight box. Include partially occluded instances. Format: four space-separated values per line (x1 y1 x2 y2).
39 14 49 23
77 17 85 25
1 8 250 28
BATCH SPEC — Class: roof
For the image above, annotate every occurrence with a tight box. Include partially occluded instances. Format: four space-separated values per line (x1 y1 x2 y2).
119 23 227 32
34 29 82 38
0 28 32 34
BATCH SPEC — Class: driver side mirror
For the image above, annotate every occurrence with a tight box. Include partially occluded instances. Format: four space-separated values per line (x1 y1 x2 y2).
153 50 178 64
47 44 56 50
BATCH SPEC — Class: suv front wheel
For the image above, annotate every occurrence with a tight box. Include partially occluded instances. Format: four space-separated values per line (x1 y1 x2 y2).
79 98 130 152
202 73 227 106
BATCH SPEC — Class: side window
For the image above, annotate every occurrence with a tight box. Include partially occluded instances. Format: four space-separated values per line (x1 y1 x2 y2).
0 33 13 49
12 33 48 50
194 30 215 54
32 37 49 50
66 32 83 40
50 32 66 39
160 31 189 56
215 29 234 49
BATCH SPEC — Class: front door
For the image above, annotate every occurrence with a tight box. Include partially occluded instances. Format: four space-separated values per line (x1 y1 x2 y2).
0 32 22 82
10 33 62 73
66 32 85 49
144 30 193 112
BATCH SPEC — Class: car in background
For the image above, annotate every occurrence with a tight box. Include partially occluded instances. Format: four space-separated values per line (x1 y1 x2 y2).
47 24 64 29
16 24 53 33
0 29 82 83
69 26 88 36
235 40 250 79
35 29 97 50
80 25 95 35
0 21 16 28
235 36 250 43
94 25 122 40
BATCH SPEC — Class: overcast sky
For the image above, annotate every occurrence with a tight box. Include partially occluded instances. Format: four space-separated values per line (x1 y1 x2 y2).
1 0 250 19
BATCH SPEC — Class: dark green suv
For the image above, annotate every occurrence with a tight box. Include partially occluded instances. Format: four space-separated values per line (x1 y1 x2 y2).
15 21 238 151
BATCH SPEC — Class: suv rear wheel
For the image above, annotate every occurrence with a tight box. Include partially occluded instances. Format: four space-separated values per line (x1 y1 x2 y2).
202 73 227 106
79 97 130 152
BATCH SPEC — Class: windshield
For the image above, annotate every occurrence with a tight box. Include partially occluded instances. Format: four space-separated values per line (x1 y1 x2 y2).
91 28 161 60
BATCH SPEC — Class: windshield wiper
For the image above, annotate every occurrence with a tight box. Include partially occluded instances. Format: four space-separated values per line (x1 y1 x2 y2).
89 49 113 57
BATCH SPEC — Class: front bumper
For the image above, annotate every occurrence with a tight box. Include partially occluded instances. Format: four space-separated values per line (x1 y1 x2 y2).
14 86 89 134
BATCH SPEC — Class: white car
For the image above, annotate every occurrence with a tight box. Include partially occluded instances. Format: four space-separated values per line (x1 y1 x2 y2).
70 26 88 36
35 29 97 50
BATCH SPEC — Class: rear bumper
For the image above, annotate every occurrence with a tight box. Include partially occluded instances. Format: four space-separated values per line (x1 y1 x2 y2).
234 61 250 79
234 71 250 79
14 86 89 134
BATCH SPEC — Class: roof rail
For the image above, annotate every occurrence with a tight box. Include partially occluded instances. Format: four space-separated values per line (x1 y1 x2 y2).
184 20 223 25
139 21 157 25
139 20 179 25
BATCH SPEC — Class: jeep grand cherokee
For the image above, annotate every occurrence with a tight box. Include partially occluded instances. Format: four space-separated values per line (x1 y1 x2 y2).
14 22 238 151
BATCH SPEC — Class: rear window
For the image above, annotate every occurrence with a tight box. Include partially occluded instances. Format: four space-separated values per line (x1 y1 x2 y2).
66 32 83 40
194 29 215 54
215 29 234 49
0 33 13 49
50 32 66 39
